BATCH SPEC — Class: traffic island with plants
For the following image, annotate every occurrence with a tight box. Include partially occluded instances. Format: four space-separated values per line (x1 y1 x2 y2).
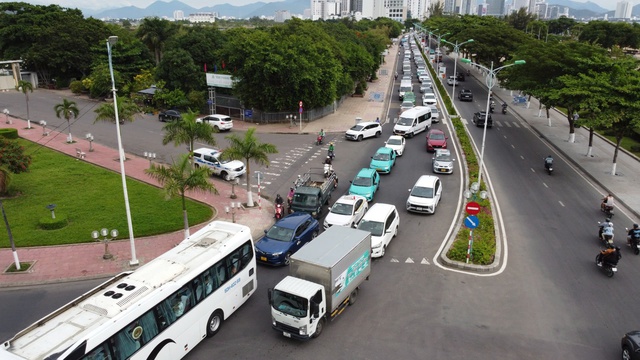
417 38 497 266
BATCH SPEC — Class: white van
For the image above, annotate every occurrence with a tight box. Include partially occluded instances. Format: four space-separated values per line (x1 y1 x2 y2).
398 80 412 101
357 203 399 258
394 106 432 138
402 63 411 74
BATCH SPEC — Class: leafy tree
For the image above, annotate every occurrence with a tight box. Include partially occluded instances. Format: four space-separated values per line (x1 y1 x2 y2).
86 63 122 99
547 17 576 36
428 2 444 17
145 154 217 238
506 8 537 31
154 87 188 110
167 26 224 72
0 137 32 194
137 17 178 66
94 96 141 125
162 110 217 156
54 99 79 143
221 128 277 207
155 48 202 92
579 21 640 49
16 80 33 125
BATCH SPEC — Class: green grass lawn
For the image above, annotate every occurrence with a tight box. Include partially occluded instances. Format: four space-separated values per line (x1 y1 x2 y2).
1 139 214 248
602 134 640 158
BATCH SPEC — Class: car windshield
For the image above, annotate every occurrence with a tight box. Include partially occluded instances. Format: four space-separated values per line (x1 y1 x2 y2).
350 125 365 131
373 152 390 161
265 225 295 242
271 290 308 318
353 176 372 187
398 117 413 126
411 186 434 198
400 86 412 92
436 153 452 161
292 193 318 207
331 203 353 215
387 138 402 146
358 220 384 237
429 133 445 140
424 95 435 99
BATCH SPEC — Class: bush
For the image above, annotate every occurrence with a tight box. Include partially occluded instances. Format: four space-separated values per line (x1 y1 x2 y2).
0 128 19 139
39 213 69 230
69 80 85 94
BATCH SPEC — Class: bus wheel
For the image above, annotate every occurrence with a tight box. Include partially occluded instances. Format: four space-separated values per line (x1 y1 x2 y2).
206 310 224 337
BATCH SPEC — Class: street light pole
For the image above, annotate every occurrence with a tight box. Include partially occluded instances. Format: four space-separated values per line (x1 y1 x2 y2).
107 35 138 266
441 39 474 101
460 58 525 187
431 31 450 78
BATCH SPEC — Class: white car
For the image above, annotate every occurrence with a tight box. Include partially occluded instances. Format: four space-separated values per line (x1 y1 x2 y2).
419 83 432 93
446 76 459 86
402 75 411 82
400 100 414 112
418 74 430 83
422 93 437 106
432 149 454 174
385 135 406 156
323 195 369 229
345 121 382 141
195 114 233 131
429 105 440 123
357 203 399 258
192 147 246 181
406 175 442 214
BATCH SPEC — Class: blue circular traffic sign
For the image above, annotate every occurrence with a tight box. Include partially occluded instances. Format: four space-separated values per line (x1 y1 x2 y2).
464 215 479 229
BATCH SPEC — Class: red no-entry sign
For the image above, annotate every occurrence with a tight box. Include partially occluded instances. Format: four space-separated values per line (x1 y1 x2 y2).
465 202 480 215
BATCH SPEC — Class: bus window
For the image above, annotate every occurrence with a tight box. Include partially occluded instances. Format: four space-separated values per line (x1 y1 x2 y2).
204 272 214 296
193 277 204 303
170 286 193 318
214 263 226 287
82 343 112 360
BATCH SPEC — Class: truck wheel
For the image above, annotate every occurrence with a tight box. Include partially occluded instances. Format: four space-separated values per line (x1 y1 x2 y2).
312 318 326 338
284 252 292 265
348 288 358 305
206 310 224 337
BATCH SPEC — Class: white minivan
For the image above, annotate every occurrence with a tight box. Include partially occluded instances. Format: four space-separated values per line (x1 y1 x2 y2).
393 106 432 138
398 79 412 101
357 203 399 258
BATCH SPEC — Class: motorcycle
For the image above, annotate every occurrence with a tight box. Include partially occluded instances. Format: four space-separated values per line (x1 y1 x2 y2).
324 163 334 178
328 149 335 160
598 221 615 248
627 227 640 255
275 203 284 219
316 135 324 146
602 205 614 218
286 197 293 214
501 104 508 114
489 103 495 113
596 253 618 277
544 158 553 175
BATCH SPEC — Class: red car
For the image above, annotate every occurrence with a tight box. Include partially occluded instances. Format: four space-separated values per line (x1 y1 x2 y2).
426 129 448 152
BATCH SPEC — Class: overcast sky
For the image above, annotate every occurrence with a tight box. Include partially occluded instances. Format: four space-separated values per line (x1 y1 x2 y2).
0 0 618 12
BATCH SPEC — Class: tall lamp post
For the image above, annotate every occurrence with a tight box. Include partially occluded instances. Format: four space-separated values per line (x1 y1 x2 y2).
107 35 139 266
430 31 450 77
441 38 474 100
460 58 526 187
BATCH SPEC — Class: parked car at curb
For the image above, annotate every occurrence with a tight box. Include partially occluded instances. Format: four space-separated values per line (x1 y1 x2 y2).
345 122 382 141
158 109 182 122
255 212 320 266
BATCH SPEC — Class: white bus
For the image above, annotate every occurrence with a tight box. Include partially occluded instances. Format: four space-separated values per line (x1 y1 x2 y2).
0 221 257 360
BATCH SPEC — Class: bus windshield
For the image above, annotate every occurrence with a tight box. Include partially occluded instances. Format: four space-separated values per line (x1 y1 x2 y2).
271 290 308 318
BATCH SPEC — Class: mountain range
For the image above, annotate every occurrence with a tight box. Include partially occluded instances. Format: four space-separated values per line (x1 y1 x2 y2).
85 0 616 20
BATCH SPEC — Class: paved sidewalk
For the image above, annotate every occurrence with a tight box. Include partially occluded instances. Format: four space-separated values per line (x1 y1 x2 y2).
459 63 640 220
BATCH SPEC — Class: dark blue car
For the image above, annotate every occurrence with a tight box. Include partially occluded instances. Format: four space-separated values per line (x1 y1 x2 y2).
255 212 319 266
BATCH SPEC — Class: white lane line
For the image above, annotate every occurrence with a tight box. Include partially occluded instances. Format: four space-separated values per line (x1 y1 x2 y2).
495 120 503 127
503 135 507 139
505 122 512 127
531 168 536 173
559 201 565 207
543 182 548 188
520 155 525 160
513 122 521 128
511 144 515 149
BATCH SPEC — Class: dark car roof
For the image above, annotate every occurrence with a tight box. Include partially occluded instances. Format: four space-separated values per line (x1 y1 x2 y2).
274 212 312 229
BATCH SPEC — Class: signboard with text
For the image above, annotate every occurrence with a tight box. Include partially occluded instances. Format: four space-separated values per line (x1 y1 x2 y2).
206 73 235 88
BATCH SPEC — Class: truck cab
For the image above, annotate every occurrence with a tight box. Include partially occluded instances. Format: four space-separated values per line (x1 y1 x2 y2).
269 276 326 340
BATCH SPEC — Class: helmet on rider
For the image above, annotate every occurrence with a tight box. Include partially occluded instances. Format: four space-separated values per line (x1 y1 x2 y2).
634 223 639 229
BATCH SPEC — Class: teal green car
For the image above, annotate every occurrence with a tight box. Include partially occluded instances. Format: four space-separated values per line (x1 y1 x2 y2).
369 147 397 174
348 168 380 201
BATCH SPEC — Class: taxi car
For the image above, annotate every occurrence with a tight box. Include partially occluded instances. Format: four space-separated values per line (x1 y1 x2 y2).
348 168 380 201
369 147 397 174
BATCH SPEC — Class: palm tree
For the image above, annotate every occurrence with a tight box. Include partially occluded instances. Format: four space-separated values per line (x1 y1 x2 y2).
54 99 79 143
94 96 140 125
145 154 218 238
221 128 278 207
162 110 217 156
16 80 33 129
137 17 178 66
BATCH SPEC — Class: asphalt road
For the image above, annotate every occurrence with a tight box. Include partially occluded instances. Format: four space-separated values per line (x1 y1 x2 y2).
1 44 639 359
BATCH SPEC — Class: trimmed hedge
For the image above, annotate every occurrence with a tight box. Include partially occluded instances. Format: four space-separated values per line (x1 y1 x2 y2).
0 128 19 139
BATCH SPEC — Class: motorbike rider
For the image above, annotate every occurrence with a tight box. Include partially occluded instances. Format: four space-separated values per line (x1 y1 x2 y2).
597 246 621 267
544 155 554 170
501 102 508 112
328 142 335 159
318 129 326 142
275 194 284 206
628 223 640 246
599 218 614 244
601 193 615 212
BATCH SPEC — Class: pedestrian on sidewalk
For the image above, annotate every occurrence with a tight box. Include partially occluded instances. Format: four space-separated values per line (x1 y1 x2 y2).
395 72 398 80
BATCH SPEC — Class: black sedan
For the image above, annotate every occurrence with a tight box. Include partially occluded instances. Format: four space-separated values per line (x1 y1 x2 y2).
159 110 182 122
458 89 473 102
622 331 640 359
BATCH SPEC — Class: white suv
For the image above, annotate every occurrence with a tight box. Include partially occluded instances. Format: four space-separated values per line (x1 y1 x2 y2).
357 203 399 258
192 147 246 181
406 175 442 214
196 114 233 132
345 121 382 141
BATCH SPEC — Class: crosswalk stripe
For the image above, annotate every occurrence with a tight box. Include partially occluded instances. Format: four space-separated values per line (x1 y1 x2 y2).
505 122 512 127
495 120 503 127
513 122 520 128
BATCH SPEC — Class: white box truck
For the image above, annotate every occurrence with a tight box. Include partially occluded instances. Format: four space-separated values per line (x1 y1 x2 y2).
268 226 371 340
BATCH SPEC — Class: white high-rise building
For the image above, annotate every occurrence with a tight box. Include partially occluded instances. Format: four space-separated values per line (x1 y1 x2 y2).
188 12 216 23
615 1 632 19
275 10 292 22
407 0 429 20
173 10 184 21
